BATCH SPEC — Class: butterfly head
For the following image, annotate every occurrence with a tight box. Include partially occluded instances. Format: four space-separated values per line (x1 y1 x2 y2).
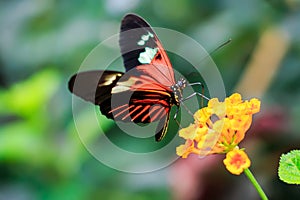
177 77 187 89
171 78 187 105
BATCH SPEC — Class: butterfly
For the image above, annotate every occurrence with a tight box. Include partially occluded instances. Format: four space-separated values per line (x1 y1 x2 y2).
68 14 192 142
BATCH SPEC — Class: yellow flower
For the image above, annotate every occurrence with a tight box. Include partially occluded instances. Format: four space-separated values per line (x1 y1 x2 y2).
223 148 251 175
176 93 261 157
178 124 197 140
176 139 200 158
207 98 226 118
193 107 212 126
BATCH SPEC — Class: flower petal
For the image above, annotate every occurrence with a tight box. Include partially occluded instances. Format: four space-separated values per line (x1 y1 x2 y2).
179 124 197 140
223 148 251 175
176 139 197 158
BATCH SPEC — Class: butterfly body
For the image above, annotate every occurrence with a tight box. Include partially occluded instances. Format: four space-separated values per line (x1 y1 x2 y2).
69 14 187 141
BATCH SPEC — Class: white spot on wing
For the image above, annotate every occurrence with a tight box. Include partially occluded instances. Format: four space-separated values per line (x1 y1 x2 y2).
148 32 154 38
141 35 149 41
137 40 145 46
137 32 155 46
138 47 158 64
111 78 135 93
112 85 129 93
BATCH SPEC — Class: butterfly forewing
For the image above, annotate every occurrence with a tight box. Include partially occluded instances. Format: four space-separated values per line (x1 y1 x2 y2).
119 14 176 86
68 70 125 119
68 70 123 105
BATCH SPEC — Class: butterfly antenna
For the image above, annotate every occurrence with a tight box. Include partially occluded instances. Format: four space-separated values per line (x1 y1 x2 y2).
195 38 232 65
184 39 230 104
187 38 231 79
209 38 232 56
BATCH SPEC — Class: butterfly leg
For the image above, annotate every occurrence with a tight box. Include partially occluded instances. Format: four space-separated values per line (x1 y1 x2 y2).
188 82 207 106
182 92 210 102
173 108 182 129
184 81 210 102
173 101 195 129
173 106 179 120
189 82 204 87
173 102 193 120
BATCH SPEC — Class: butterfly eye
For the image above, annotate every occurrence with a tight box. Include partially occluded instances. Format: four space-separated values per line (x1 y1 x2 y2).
177 78 187 88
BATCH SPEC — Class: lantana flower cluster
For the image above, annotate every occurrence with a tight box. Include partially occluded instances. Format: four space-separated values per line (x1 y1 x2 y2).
176 93 260 175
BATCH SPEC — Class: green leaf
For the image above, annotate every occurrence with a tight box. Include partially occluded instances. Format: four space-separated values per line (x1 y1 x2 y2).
0 69 60 118
278 150 300 184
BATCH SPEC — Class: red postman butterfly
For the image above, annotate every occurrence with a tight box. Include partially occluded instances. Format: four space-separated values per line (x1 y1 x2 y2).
68 14 204 141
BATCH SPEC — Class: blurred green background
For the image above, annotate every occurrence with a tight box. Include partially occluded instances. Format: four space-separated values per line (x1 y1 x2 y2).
1 0 300 199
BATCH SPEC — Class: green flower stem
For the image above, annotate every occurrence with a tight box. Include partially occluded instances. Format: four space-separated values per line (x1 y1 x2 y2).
244 168 268 200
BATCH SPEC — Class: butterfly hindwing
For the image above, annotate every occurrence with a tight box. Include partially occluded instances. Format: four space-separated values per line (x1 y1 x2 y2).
155 112 170 142
108 90 172 123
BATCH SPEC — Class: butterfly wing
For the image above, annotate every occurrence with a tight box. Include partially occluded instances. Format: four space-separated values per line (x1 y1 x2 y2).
68 70 173 123
118 14 178 141
69 14 177 141
68 70 124 118
68 70 173 141
119 14 176 86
